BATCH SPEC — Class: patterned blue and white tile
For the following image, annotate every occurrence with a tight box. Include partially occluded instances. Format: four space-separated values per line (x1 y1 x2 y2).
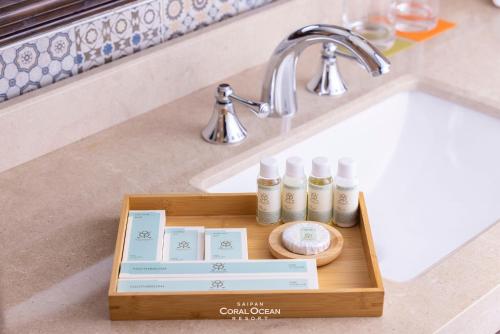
0 29 77 102
0 0 274 102
74 0 162 73
237 0 274 12
161 0 190 40
161 0 274 42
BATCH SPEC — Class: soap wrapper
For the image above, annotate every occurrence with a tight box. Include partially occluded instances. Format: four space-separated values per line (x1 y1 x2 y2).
281 222 331 255
204 228 248 260
117 276 318 292
163 227 204 261
119 259 317 279
117 259 318 292
122 210 165 262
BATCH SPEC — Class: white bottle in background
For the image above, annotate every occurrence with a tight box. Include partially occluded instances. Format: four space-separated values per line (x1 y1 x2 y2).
333 157 359 227
307 157 333 223
282 157 307 223
257 157 281 225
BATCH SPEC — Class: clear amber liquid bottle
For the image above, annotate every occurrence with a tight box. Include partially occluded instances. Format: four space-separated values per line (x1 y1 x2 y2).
281 157 307 223
333 157 359 227
308 175 333 223
307 157 333 224
257 158 281 225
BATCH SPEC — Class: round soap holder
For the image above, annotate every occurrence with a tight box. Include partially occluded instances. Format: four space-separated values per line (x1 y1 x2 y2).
268 221 344 267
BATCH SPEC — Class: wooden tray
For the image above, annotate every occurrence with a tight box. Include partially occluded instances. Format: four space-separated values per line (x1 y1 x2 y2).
108 192 384 320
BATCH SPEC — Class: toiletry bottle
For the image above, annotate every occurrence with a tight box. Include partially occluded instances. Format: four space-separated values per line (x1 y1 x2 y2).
307 157 333 223
333 157 359 227
282 157 307 223
257 157 281 225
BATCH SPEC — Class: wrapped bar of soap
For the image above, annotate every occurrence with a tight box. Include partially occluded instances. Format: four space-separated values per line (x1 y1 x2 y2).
281 222 331 255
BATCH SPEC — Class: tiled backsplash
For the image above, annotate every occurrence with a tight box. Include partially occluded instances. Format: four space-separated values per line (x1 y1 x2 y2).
0 0 274 103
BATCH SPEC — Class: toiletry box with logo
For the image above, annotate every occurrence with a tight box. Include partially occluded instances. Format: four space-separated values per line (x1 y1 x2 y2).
108 193 384 320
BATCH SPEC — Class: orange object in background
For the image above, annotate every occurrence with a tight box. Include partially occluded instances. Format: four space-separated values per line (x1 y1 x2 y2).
396 19 456 42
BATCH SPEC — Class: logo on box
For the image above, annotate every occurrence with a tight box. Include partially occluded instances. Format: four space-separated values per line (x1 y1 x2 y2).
136 230 152 240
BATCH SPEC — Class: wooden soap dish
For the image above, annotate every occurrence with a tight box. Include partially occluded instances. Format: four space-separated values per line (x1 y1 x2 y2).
268 221 344 267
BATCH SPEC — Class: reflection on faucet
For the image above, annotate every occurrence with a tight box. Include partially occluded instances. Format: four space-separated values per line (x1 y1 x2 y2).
280 116 293 135
261 24 391 117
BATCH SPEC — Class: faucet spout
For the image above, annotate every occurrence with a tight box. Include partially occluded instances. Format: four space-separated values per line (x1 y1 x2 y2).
261 24 391 117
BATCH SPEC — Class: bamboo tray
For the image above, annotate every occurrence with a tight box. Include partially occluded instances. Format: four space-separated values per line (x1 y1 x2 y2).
108 193 384 320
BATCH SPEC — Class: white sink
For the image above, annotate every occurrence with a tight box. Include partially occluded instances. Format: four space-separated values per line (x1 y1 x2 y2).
199 90 500 282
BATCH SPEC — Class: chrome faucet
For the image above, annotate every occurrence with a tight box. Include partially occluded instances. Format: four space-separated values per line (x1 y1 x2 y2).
261 24 390 117
202 24 390 144
201 83 269 145
307 42 348 96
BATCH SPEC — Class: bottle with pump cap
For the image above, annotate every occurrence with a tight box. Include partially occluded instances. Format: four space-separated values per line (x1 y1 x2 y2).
282 157 308 223
257 157 282 225
333 157 359 227
307 157 333 223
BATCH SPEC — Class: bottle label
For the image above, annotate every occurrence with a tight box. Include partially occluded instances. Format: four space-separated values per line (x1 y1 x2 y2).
282 185 307 222
334 187 359 226
307 183 333 223
257 184 281 224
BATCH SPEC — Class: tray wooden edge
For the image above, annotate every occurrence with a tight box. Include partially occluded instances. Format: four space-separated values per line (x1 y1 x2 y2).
108 195 130 298
359 192 384 292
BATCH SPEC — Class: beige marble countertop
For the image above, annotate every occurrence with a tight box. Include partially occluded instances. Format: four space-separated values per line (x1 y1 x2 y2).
2 0 500 333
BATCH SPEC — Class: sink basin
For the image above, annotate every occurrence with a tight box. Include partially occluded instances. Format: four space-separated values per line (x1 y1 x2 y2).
196 90 500 282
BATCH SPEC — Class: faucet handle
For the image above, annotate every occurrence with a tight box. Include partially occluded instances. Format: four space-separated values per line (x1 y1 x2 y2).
202 84 269 145
216 84 270 118
307 43 347 96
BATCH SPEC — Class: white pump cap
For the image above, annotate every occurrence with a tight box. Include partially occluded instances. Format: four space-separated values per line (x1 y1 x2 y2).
259 157 279 179
335 157 359 188
311 156 331 178
285 156 304 178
